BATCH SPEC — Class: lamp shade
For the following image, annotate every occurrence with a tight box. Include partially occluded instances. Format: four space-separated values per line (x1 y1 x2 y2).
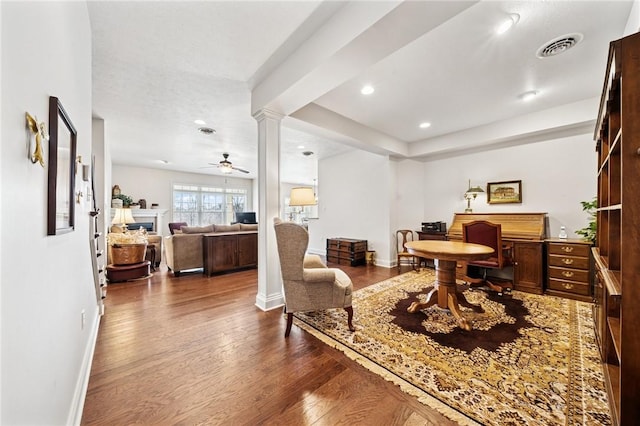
289 187 316 206
465 185 484 195
464 179 484 196
112 208 136 225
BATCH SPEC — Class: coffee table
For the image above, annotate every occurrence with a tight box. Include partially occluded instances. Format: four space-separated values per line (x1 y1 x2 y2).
404 240 494 331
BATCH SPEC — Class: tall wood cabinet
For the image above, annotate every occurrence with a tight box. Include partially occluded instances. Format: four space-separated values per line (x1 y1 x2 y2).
592 32 640 425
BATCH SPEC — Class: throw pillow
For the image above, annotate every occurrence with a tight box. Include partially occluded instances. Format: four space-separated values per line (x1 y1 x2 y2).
180 224 215 234
213 224 241 232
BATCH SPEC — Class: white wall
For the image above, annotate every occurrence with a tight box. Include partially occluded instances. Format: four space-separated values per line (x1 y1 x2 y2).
416 133 596 238
624 0 640 35
308 150 394 266
112 165 255 234
392 158 425 230
1 2 96 424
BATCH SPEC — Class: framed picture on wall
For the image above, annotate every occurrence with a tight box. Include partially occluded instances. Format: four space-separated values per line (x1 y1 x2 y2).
487 180 522 204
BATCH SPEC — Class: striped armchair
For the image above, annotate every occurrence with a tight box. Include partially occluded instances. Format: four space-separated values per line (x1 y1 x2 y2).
273 218 354 337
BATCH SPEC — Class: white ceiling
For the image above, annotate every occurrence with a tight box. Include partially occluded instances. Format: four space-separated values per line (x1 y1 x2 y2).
89 1 634 185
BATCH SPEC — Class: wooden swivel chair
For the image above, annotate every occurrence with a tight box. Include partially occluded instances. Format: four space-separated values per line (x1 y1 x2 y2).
396 229 418 271
462 220 513 295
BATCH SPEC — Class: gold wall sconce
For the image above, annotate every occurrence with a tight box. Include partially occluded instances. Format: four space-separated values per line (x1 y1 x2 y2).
25 112 48 167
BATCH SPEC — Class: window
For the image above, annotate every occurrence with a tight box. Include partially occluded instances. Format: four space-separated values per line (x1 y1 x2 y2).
173 184 247 226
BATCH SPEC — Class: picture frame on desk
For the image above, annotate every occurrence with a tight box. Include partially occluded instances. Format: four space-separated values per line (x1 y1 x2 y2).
487 180 522 204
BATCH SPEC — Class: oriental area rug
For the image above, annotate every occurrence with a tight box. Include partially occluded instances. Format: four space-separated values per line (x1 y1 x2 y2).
293 269 611 426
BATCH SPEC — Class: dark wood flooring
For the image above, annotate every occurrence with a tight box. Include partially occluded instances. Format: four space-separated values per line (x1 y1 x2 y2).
81 263 458 425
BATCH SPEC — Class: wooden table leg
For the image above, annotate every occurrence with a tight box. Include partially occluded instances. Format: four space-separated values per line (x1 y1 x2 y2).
407 287 438 313
407 258 471 331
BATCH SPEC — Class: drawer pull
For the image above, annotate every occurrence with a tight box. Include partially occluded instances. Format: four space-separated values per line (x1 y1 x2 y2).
562 271 575 278
561 258 574 265
562 282 574 290
561 246 574 253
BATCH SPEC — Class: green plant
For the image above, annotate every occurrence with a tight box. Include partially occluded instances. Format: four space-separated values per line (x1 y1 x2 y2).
575 197 597 244
113 193 133 207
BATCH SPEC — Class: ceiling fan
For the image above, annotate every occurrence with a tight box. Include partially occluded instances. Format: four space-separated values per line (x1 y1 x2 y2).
206 153 249 174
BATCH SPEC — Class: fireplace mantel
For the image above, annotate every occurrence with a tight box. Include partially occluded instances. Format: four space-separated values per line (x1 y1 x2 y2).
110 208 168 235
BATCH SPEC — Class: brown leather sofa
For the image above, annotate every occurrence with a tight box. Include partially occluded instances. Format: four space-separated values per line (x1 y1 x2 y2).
164 223 258 276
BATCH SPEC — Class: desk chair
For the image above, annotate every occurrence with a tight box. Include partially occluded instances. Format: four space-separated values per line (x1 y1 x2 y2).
462 220 513 295
396 229 418 271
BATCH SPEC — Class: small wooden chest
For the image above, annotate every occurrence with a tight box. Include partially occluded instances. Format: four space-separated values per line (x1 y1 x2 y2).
326 238 368 266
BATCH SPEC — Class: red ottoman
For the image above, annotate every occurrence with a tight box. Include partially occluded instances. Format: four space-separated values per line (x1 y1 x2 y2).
106 261 151 282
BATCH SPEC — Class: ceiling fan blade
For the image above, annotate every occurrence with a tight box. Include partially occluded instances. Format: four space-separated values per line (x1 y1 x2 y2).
232 166 250 174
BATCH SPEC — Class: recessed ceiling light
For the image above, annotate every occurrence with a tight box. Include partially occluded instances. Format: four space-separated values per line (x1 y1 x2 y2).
419 122 432 129
361 85 375 95
158 160 170 164
198 126 216 135
495 13 520 35
519 90 538 102
297 145 305 149
194 119 206 125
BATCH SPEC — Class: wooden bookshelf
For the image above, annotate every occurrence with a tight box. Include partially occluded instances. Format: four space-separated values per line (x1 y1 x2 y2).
592 31 640 425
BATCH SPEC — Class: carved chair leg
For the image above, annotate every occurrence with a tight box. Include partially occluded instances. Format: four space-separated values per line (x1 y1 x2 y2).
285 312 293 337
344 306 355 332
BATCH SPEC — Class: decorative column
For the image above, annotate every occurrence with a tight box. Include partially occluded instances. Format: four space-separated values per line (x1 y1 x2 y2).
253 109 284 311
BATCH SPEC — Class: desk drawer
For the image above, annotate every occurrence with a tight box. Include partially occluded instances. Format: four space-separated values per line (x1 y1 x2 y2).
547 243 590 257
548 254 589 270
548 278 590 296
548 266 589 283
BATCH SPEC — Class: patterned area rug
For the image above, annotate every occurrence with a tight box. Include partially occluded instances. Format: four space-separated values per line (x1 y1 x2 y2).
294 269 611 426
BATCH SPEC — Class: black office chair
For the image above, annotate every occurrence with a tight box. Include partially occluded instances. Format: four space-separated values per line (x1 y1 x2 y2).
462 220 513 295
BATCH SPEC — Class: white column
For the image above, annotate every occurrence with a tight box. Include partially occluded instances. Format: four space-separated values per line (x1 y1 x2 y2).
253 109 284 311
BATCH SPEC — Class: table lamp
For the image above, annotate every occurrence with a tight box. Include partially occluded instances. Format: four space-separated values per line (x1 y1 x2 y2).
464 179 484 213
289 187 316 221
112 208 136 231
289 187 316 207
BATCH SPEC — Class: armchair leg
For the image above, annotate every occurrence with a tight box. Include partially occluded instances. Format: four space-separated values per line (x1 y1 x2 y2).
344 306 355 332
285 312 293 337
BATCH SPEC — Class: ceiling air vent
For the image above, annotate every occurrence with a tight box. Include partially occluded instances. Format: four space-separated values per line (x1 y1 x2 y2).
198 126 216 135
536 33 583 58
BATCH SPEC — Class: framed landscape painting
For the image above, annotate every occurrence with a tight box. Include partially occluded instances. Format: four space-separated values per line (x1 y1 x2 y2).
487 180 522 204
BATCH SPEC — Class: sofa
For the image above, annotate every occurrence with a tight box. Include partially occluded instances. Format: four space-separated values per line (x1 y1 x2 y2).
164 223 258 276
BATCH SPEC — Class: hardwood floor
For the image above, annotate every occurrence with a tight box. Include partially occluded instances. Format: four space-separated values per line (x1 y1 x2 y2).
81 263 457 425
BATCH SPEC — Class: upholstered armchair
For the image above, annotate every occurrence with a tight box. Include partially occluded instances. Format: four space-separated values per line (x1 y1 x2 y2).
273 218 355 337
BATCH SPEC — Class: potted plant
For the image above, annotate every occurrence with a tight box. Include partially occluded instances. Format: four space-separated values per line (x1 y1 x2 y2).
113 193 133 207
575 197 597 244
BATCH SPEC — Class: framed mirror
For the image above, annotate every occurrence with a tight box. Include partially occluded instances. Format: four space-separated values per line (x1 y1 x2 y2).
47 96 77 235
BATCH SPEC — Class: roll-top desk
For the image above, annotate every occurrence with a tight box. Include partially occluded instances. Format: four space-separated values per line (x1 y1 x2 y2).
448 212 548 294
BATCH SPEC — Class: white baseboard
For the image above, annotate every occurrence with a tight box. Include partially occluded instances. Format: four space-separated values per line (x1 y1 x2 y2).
255 293 285 311
67 308 101 426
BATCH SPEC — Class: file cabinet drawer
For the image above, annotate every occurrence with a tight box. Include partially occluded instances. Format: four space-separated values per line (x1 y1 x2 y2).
548 266 589 283
548 254 590 270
